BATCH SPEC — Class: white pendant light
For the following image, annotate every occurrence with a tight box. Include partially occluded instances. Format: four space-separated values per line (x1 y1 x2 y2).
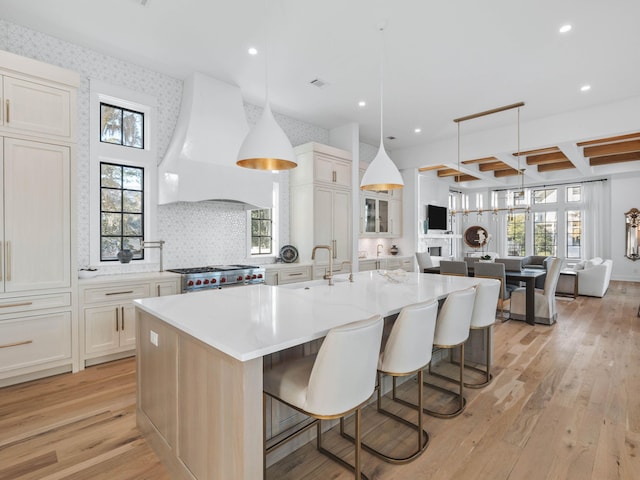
237 0 296 170
360 25 403 191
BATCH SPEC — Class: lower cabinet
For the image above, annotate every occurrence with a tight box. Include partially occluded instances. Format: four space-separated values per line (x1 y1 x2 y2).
358 256 414 272
79 272 180 367
264 264 312 286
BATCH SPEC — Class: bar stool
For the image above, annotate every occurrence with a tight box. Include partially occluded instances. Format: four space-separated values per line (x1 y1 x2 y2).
263 315 384 480
439 260 468 276
423 287 476 418
463 279 500 388
341 299 438 464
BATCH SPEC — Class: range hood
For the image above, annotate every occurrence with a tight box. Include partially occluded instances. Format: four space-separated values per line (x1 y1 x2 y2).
159 73 274 209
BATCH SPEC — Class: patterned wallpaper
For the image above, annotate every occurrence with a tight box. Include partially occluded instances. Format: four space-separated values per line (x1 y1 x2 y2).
0 19 362 272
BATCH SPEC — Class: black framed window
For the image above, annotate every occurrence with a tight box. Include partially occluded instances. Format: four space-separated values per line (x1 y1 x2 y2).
100 102 144 148
100 162 144 261
251 209 272 255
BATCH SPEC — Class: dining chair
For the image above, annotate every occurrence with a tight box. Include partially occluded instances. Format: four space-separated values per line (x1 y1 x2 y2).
510 257 563 325
439 260 468 276
474 261 515 320
415 252 433 272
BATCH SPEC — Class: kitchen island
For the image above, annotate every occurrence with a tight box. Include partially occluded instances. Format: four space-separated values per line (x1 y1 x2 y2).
134 271 489 480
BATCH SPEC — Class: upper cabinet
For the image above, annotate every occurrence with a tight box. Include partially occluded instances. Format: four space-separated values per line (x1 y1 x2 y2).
2 75 72 140
359 167 402 238
290 143 352 266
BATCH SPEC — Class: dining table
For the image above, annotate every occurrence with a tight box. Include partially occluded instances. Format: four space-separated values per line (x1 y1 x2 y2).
423 265 547 325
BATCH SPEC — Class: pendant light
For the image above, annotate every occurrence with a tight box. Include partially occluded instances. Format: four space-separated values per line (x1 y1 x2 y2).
237 0 296 170
360 25 404 191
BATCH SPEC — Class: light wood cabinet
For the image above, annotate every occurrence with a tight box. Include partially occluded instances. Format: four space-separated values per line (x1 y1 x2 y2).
264 265 312 285
79 273 180 367
290 142 352 267
2 75 73 140
0 50 78 387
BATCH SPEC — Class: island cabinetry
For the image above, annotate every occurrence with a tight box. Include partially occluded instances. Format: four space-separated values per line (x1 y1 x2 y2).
290 142 352 267
137 310 263 480
0 51 78 388
264 264 312 286
79 273 180 367
358 256 414 272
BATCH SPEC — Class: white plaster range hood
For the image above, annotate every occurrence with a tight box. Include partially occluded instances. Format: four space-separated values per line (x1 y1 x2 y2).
159 72 274 209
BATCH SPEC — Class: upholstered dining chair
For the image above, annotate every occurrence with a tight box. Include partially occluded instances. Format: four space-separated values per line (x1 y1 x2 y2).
263 315 384 480
415 252 433 272
510 257 563 325
439 260 468 276
341 299 438 464
474 261 515 320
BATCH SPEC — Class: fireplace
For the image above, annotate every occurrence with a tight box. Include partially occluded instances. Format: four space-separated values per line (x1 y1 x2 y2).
428 246 442 256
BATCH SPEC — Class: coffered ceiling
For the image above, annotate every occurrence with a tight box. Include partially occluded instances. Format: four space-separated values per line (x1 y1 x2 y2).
1 0 639 187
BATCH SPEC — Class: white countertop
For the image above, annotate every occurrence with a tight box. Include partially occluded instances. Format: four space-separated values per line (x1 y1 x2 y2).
134 271 484 362
79 271 181 285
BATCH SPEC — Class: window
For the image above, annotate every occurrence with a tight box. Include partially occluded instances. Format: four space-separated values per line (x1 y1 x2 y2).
100 162 144 261
251 209 272 255
567 186 581 202
533 188 557 204
507 212 526 256
566 210 582 258
533 211 557 256
100 103 144 148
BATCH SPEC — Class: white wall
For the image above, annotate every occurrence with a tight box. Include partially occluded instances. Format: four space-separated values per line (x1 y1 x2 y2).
610 173 640 281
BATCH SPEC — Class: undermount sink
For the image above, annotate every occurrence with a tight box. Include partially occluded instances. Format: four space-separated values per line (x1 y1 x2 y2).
279 275 351 289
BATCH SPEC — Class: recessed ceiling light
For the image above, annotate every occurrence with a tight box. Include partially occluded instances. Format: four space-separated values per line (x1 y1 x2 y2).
358 101 366 107
414 128 422 134
559 24 572 33
580 84 591 92
248 47 258 55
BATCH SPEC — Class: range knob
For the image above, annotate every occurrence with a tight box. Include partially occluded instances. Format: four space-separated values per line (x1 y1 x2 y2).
211 278 217 284
237 275 244 281
245 275 251 280
187 280 194 286
220 277 226 283
203 279 209 284
257 273 263 279
252 274 257 279
196 279 202 285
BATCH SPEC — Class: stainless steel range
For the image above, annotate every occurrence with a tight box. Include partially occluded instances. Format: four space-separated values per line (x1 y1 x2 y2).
167 265 265 292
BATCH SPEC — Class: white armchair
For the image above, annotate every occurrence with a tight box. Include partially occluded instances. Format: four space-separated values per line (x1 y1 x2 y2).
558 257 612 297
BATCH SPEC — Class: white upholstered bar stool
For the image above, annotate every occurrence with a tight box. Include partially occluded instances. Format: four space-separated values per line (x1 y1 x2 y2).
340 299 438 464
423 287 476 418
463 279 500 388
263 315 384 480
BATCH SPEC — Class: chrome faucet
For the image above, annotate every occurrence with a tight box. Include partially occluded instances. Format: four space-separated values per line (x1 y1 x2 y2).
340 260 354 282
311 245 333 286
377 243 384 257
140 240 165 272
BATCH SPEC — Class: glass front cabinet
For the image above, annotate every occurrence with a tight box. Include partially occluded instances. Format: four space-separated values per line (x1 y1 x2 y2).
362 196 389 235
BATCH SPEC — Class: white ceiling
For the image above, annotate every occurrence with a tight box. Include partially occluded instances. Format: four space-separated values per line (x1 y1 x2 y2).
2 0 640 187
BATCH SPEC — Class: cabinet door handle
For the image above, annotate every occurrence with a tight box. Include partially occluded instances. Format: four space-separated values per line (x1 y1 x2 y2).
288 272 304 276
0 241 2 282
332 170 336 183
5 241 10 282
5 99 9 123
0 340 33 349
157 285 161 296
106 290 134 296
332 240 337 259
0 301 33 309
115 307 119 332
121 306 125 331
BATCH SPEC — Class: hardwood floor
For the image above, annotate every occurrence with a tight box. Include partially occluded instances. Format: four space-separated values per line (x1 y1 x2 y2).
1 280 638 479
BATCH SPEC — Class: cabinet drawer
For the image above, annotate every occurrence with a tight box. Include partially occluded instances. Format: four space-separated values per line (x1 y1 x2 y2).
278 267 312 285
83 283 150 304
0 293 71 316
0 312 71 373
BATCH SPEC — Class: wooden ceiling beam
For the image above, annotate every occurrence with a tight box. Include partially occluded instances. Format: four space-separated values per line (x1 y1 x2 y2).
526 151 568 165
437 168 462 177
479 161 512 172
583 140 640 157
461 156 498 165
511 146 559 157
418 164 447 172
590 152 640 166
537 161 575 172
455 174 479 182
577 132 640 147
494 168 520 178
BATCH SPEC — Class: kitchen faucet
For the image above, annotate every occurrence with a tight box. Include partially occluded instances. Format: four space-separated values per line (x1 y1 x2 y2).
377 243 384 257
140 240 165 272
340 260 354 282
311 245 333 286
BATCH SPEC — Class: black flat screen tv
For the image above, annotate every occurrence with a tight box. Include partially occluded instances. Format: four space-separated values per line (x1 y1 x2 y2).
427 204 448 230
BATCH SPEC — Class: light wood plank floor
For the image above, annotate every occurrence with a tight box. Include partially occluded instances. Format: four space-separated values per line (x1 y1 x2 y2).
1 280 638 479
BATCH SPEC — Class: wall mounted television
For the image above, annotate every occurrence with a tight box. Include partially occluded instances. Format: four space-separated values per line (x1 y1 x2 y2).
427 204 448 230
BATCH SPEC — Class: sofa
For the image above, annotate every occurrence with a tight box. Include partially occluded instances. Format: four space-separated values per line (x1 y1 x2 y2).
557 257 612 297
